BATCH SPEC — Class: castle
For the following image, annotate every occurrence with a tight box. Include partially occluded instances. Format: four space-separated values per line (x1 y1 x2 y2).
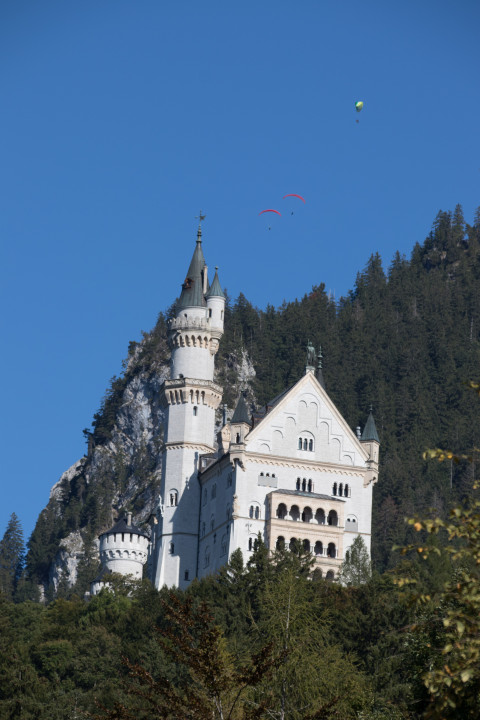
92 226 379 592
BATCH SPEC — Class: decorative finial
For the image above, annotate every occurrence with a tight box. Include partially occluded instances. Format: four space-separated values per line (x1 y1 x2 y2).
306 339 316 369
195 211 206 241
317 346 323 369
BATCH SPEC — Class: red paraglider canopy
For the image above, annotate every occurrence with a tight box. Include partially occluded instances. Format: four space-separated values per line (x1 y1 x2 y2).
258 209 281 216
282 194 305 203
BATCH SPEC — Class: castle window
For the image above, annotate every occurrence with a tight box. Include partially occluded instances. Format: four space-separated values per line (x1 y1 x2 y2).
327 542 336 558
339 483 343 497
328 510 338 526
298 438 302 450
209 309 212 317
303 439 308 450
249 505 254 518
277 503 287 519
307 479 312 492
169 542 174 554
296 478 300 490
315 508 325 525
272 473 276 478
301 506 312 523
332 482 337 496
255 506 260 519
309 439 313 451
314 540 323 555
302 478 306 491
193 406 198 416
276 536 285 550
344 484 349 497
303 539 311 552
326 570 335 581
236 433 240 443
290 505 300 522
248 537 253 551
185 570 189 581
169 490 178 507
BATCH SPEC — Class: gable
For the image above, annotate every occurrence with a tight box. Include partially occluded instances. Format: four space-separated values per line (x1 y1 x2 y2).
246 373 368 467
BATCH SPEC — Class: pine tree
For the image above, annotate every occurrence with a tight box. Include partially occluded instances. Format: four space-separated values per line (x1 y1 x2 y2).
338 535 371 586
0 513 25 600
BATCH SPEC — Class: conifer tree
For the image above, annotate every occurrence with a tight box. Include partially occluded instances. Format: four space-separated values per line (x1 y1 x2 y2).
0 513 25 600
338 535 372 586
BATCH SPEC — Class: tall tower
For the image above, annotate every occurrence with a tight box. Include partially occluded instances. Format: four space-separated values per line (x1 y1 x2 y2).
152 225 225 589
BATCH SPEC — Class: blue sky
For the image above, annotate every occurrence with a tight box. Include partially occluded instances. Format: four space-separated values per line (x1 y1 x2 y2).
1 0 479 543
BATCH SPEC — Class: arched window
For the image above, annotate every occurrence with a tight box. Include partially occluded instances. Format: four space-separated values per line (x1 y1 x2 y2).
296 478 300 490
289 537 298 551
315 508 325 525
328 510 338 526
301 506 312 523
303 439 308 450
277 503 287 519
309 439 313 451
250 502 260 520
339 483 343 496
302 478 306 491
169 542 174 554
248 537 253 551
314 540 323 555
255 506 260 519
307 479 312 492
298 438 302 450
303 539 311 552
276 536 285 550
249 505 254 519
290 505 300 522
193 406 198 416
327 542 336 558
236 433 240 443
332 482 337 496
169 490 178 507
326 570 335 581
344 484 349 497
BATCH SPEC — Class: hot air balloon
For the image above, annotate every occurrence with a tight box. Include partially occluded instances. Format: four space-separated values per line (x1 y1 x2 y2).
355 101 364 112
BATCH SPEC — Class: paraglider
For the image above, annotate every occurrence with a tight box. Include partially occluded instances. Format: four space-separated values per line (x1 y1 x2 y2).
355 101 364 123
282 194 305 203
258 208 281 230
282 194 305 215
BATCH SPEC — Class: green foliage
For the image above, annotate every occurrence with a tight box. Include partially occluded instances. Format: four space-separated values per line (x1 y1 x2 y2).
0 513 25 601
339 535 372 586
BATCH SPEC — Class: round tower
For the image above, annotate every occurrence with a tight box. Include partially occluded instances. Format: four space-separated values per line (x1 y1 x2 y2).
91 513 150 595
152 225 225 589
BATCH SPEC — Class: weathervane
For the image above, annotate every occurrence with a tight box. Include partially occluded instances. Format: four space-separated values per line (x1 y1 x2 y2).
196 211 206 224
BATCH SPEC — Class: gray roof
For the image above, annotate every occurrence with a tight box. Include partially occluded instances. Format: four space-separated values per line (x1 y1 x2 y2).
177 228 207 309
205 267 224 299
231 393 251 424
271 489 345 502
361 411 380 443
99 515 149 540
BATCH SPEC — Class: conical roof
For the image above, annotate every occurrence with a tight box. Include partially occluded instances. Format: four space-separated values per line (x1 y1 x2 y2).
231 392 251 424
177 227 207 309
205 267 225 299
361 410 380 443
100 514 149 540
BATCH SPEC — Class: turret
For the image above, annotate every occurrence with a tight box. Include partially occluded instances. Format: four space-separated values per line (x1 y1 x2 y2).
360 408 380 486
91 513 150 595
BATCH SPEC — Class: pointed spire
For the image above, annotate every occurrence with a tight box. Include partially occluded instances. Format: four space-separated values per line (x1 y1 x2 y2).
361 406 379 443
206 266 225 299
177 228 207 309
231 391 251 425
315 346 326 389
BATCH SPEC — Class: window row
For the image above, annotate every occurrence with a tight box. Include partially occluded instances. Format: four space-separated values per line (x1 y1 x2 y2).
259 471 276 478
332 482 350 497
276 503 338 526
275 536 338 558
296 477 314 492
298 436 314 451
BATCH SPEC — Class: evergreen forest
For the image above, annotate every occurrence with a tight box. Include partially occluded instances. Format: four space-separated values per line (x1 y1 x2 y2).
1 205 480 719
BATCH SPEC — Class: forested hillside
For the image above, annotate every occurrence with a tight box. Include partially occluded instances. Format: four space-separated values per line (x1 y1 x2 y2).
18 205 480 596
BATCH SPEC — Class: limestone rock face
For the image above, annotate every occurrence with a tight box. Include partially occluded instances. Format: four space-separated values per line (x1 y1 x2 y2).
30 320 257 597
